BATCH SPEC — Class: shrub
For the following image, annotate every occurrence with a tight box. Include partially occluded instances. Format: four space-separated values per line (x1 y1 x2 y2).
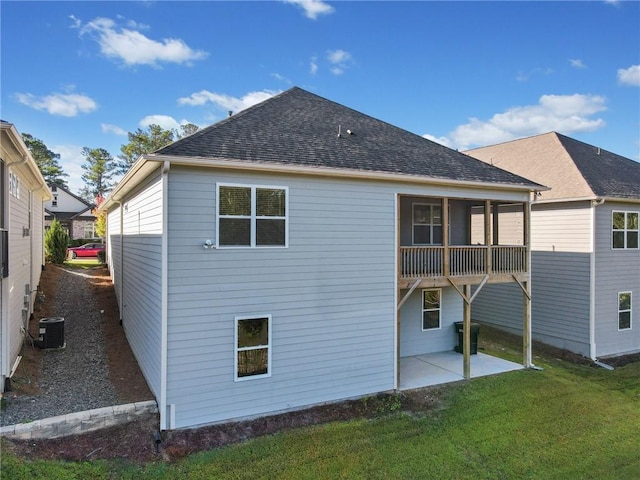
97 250 106 264
45 219 69 264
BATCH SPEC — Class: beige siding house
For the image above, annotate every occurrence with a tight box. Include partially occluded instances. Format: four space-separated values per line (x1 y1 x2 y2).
0 121 51 392
466 132 640 359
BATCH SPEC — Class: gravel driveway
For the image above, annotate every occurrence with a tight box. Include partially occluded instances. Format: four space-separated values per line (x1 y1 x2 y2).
0 267 119 426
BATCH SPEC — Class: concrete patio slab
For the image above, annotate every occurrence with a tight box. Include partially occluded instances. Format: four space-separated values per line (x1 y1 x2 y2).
400 351 523 390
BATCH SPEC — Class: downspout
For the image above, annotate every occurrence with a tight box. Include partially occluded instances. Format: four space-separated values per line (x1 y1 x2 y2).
113 201 124 322
160 161 170 430
589 198 604 360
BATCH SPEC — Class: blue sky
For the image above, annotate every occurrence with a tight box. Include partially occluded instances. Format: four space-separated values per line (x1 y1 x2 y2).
2 1 639 194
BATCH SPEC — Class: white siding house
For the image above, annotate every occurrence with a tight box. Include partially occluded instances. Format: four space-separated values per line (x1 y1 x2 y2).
467 132 640 359
0 121 51 392
102 88 541 430
44 185 97 240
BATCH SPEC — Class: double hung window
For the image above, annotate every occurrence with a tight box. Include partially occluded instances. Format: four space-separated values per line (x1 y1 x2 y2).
612 211 638 249
618 292 632 331
422 289 441 330
217 184 287 247
413 203 442 245
235 316 271 380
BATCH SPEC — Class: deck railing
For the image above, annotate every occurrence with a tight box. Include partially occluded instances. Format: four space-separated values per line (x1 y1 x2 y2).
400 245 527 279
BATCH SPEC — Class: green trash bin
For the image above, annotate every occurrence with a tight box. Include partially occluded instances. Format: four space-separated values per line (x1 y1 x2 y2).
454 321 480 355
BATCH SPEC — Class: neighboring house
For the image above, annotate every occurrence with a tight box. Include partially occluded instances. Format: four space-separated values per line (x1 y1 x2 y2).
45 185 97 240
0 121 51 392
466 132 640 360
101 87 542 430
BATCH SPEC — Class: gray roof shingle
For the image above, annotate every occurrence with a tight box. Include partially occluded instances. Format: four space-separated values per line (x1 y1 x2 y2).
556 133 640 199
156 87 539 188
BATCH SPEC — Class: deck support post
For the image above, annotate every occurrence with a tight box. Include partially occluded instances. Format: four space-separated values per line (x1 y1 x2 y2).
463 284 471 379
442 198 449 276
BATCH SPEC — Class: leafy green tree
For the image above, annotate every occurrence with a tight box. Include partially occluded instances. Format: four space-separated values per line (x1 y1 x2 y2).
45 219 69 264
116 123 199 175
80 147 115 200
179 123 199 138
21 133 69 188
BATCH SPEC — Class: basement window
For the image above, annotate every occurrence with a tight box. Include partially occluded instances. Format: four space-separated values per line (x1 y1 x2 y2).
235 316 271 381
618 292 632 331
422 289 441 330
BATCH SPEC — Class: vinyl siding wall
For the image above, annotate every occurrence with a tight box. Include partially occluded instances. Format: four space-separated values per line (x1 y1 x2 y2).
593 202 640 357
472 201 593 356
106 171 164 398
400 287 463 357
164 166 530 428
2 166 48 390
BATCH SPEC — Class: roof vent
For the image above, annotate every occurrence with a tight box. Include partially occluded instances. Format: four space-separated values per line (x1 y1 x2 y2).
597 147 601 155
228 111 233 117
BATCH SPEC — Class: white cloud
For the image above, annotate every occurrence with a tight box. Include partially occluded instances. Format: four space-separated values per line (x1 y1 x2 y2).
271 73 292 84
425 94 607 151
177 89 280 113
14 91 97 117
326 49 352 75
617 65 640 86
283 0 335 19
422 134 453 148
569 58 587 69
310 56 319 75
138 115 194 131
101 123 127 136
75 16 208 67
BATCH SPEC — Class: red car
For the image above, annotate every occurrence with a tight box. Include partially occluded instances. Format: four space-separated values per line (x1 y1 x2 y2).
67 243 105 259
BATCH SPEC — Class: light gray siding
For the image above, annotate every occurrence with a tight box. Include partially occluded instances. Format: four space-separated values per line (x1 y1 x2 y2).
473 251 592 357
107 172 164 398
400 287 463 356
593 202 640 357
166 168 397 428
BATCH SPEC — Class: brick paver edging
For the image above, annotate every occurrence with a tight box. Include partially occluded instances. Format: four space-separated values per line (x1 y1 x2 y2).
0 400 158 440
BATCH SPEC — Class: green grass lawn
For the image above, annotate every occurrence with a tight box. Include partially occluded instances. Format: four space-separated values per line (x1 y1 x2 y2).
63 257 103 269
3 341 639 479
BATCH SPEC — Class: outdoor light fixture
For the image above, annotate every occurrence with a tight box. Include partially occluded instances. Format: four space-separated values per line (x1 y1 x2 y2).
202 239 214 249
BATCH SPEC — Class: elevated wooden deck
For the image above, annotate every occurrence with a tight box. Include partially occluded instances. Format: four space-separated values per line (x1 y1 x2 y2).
399 245 529 288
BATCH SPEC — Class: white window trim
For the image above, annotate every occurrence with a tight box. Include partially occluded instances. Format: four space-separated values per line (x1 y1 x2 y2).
234 314 272 381
422 288 442 331
618 291 632 331
9 171 20 199
216 183 289 249
612 210 639 250
412 202 442 245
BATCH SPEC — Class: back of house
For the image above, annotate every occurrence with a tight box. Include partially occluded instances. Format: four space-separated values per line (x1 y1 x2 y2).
102 87 541 430
466 132 640 360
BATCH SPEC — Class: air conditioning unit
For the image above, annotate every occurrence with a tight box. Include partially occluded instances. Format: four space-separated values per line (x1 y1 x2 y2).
38 317 65 349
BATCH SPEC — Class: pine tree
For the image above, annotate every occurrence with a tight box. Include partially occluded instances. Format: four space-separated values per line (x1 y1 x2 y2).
22 133 69 188
116 123 199 175
80 147 116 200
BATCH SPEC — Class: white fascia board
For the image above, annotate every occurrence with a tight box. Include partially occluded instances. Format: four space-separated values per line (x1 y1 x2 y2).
145 153 543 194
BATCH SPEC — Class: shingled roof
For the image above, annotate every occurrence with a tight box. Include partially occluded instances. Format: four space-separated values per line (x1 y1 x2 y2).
156 87 539 188
465 132 640 201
